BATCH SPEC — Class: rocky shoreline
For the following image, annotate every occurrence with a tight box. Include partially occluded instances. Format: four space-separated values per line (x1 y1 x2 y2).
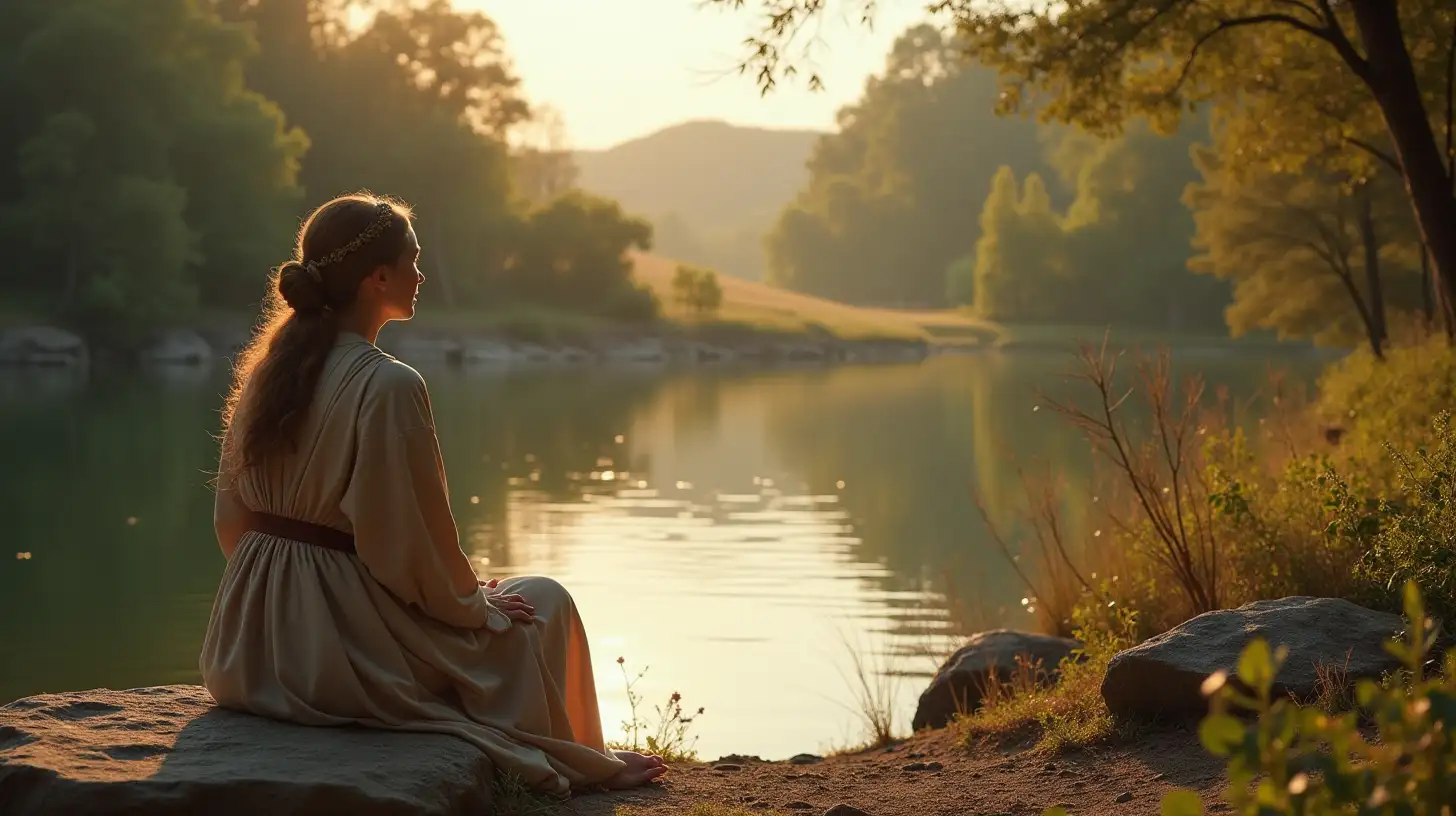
0 595 1416 815
0 324 935 373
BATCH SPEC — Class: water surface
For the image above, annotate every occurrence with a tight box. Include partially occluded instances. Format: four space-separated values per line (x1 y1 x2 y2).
0 349 1318 758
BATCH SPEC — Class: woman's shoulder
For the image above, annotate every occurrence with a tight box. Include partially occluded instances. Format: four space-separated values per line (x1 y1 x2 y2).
355 350 432 416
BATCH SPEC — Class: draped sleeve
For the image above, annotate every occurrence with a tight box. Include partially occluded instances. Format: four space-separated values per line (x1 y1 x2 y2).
341 360 511 632
212 437 250 560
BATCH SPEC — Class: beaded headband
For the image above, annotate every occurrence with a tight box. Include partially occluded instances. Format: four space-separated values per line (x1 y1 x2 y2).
305 202 396 283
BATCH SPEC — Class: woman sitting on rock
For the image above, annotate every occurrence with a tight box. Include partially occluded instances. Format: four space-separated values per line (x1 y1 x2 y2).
201 193 667 794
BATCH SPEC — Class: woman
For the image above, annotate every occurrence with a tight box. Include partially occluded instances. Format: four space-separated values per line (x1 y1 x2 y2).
201 193 666 794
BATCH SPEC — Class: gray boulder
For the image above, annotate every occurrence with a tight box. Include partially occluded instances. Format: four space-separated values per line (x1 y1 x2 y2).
912 630 1082 730
139 329 213 365
0 685 493 816
0 326 87 367
1101 596 1405 721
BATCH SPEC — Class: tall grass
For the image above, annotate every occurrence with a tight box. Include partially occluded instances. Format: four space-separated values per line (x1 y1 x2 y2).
983 336 1423 639
957 604 1138 752
832 633 902 751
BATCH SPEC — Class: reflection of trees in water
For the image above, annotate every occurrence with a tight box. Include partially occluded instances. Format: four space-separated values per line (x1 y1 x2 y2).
0 369 226 702
763 352 1323 640
760 357 1096 640
426 368 666 569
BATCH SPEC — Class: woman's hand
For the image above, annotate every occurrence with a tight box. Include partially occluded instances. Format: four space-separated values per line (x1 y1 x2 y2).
491 593 536 624
479 578 499 589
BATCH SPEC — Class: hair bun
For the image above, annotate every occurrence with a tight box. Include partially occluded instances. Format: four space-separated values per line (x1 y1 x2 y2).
277 260 327 313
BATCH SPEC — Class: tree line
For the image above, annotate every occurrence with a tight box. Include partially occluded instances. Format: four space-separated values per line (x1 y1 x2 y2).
752 4 1455 354
0 0 657 342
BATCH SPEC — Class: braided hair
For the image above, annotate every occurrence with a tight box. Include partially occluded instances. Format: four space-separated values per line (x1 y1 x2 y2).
221 194 413 474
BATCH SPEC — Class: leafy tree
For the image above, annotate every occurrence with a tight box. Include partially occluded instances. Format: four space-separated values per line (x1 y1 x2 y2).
708 0 1456 331
216 0 525 309
507 191 657 320
510 105 580 205
1186 145 1423 357
764 25 1052 307
944 254 976 308
1052 118 1230 329
962 119 1229 328
0 0 303 336
672 265 725 317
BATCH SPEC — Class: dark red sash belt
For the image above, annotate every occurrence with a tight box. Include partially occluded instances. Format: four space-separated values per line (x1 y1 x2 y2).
244 510 356 554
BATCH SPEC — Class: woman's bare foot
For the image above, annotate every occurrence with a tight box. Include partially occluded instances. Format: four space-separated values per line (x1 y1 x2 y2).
603 750 668 789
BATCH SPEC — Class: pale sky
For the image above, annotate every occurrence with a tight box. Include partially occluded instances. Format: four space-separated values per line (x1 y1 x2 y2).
469 0 931 150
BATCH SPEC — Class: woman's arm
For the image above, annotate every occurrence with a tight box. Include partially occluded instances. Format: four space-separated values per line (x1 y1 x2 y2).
213 444 248 560
342 362 512 632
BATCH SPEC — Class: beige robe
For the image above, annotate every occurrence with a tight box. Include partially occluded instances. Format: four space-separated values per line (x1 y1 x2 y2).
200 332 626 794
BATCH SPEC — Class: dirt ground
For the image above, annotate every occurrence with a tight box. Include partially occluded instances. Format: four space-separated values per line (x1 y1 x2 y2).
558 725 1230 816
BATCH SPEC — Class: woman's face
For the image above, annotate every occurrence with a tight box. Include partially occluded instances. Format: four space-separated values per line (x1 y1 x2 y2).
379 225 424 321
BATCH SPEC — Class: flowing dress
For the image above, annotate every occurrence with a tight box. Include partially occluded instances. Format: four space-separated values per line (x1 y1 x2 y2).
200 331 626 794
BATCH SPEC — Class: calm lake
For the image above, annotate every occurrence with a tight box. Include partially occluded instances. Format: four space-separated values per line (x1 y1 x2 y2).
0 346 1323 759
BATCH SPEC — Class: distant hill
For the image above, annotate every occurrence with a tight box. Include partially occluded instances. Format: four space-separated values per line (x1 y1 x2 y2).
574 120 823 280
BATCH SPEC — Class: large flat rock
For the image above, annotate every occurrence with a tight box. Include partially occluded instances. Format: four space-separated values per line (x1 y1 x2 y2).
1101 596 1405 721
0 685 494 816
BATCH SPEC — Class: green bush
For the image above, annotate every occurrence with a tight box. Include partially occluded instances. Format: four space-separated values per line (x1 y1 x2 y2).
1317 338 1456 483
1328 412 1456 622
598 282 661 324
1161 582 1455 816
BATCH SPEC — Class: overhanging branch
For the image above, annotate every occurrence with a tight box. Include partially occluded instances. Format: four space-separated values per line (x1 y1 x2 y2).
1167 13 1342 98
1345 136 1402 173
1312 0 1370 79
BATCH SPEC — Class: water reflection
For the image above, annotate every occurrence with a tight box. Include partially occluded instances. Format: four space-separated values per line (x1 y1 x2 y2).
0 351 1320 758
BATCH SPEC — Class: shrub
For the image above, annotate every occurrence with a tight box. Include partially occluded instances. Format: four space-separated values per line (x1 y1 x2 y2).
1316 337 1456 483
598 282 660 324
1332 412 1456 622
995 339 1455 642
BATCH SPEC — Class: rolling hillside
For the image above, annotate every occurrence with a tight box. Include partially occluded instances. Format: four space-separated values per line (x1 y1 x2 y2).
575 120 823 280
630 253 995 344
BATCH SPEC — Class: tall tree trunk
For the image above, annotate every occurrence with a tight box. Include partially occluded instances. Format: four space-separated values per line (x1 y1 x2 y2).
1351 0 1456 320
1356 183 1387 359
1420 244 1436 327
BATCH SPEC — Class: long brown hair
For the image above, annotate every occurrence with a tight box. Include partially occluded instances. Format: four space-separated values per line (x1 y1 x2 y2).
221 193 413 474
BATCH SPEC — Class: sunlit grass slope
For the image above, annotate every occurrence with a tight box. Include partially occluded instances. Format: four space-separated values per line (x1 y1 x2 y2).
630 252 992 343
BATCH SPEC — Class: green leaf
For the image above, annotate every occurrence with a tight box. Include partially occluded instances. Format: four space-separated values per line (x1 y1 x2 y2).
1160 789 1206 816
1237 639 1274 691
1198 714 1245 757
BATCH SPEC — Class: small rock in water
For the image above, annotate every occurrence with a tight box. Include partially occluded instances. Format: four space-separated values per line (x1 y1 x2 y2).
713 763 743 772
790 753 824 765
824 805 872 816
1043 762 1057 771
900 762 928 772
786 803 815 811
1116 792 1135 803
906 751 925 759
924 761 944 771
